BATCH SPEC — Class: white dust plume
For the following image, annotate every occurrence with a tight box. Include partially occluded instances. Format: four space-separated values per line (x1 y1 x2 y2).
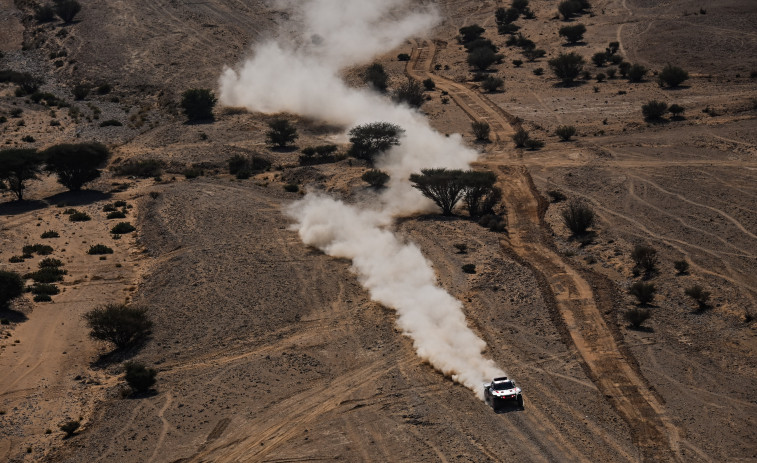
219 0 506 398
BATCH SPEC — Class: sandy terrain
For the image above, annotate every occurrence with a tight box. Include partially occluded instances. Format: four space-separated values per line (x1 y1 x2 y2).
1 0 755 462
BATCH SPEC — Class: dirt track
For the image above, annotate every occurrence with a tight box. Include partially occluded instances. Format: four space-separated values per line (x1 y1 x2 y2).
408 39 686 462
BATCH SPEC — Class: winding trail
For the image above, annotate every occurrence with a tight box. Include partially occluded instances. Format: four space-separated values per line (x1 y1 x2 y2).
408 39 687 462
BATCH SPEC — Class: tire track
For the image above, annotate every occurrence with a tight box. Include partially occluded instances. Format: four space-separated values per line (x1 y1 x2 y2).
408 39 684 462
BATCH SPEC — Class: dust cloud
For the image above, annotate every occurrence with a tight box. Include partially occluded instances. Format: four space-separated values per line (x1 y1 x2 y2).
219 0 506 398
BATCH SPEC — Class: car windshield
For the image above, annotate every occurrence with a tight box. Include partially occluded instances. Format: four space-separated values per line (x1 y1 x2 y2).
492 381 514 390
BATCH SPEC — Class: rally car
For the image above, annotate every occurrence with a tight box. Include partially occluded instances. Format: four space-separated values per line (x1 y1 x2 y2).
484 376 524 411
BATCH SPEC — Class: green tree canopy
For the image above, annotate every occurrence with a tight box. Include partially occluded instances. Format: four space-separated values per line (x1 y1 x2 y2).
0 148 45 200
266 119 298 148
44 142 110 191
347 122 404 164
181 88 217 122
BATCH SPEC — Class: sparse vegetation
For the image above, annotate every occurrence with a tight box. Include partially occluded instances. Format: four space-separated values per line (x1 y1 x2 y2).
547 190 567 202
181 89 216 122
461 264 476 274
685 285 711 311
555 125 576 141
84 303 152 349
24 266 65 283
472 121 491 141
668 104 685 118
0 270 24 308
44 143 110 191
561 199 595 236
674 259 689 275
629 281 656 306
658 64 689 88
423 78 436 91
228 154 271 178
548 52 585 85
524 138 545 150
266 119 298 148
22 244 54 255
124 362 157 394
283 183 299 193
625 307 651 329
361 169 390 189
99 119 122 127
41 230 60 238
88 244 114 255
461 170 500 218
397 53 410 61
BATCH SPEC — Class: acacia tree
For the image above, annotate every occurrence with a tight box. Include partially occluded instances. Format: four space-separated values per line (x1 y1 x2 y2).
0 148 44 200
44 142 110 191
409 168 466 216
461 170 499 217
347 122 404 164
83 303 152 350
266 119 298 148
0 270 24 308
559 24 586 44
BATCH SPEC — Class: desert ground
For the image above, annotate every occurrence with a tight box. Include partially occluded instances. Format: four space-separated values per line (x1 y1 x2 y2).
1 0 755 462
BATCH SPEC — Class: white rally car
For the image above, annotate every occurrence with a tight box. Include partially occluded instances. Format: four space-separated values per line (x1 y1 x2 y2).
484 376 524 411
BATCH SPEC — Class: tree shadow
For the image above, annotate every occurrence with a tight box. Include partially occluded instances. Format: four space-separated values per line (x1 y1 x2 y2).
183 118 215 125
0 307 29 324
627 324 654 333
561 41 587 47
89 339 149 369
661 84 692 91
568 231 596 247
45 189 112 207
270 146 299 153
125 389 159 399
0 199 48 216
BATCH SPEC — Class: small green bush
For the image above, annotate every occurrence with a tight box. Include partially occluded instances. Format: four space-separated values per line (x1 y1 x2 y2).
674 259 689 275
397 53 411 61
685 285 711 310
555 125 576 141
361 169 390 188
625 307 651 328
284 184 299 193
658 64 688 88
102 203 116 212
512 128 530 147
628 63 647 82
481 76 504 93
23 244 54 255
88 244 114 255
631 245 658 276
512 59 523 67
461 264 476 274
422 78 435 91
72 84 90 100
41 230 59 238
668 104 685 118
113 200 127 207
30 283 59 295
69 211 91 222
559 24 586 44
106 211 126 219
9 256 25 263
181 88 216 122
642 100 668 120
472 121 491 141
39 258 63 268
182 167 203 179
592 52 608 67
110 222 135 234
124 362 157 393
562 199 595 235
25 267 66 283
629 281 655 306
547 190 567 202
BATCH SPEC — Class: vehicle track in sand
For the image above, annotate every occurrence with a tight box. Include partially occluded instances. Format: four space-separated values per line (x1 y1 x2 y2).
408 39 690 462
